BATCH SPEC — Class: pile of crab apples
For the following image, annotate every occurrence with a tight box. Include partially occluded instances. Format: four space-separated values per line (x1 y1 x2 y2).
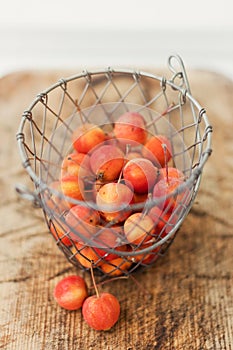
47 111 189 276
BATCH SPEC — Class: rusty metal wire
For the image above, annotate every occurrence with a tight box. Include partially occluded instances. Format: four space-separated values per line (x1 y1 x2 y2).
16 55 212 277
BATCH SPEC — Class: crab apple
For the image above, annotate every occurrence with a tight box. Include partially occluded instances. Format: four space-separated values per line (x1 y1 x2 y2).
82 292 120 331
71 243 102 269
124 212 155 245
148 205 178 237
53 275 88 310
91 225 125 249
133 192 149 205
61 152 91 179
84 177 124 203
94 243 128 262
90 144 125 182
100 257 132 276
139 246 161 265
65 204 100 241
113 112 148 147
157 167 184 182
128 243 152 263
123 158 158 194
72 123 106 154
142 135 172 167
96 182 134 223
152 176 188 213
128 243 160 264
92 226 127 261
49 217 72 247
60 175 84 206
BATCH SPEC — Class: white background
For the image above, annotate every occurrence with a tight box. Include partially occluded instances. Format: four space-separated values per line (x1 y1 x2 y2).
0 0 233 78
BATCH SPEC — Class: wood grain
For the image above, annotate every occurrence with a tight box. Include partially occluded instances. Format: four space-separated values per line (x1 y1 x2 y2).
0 68 232 350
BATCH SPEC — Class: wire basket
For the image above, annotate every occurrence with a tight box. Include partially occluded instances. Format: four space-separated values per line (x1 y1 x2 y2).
16 55 212 278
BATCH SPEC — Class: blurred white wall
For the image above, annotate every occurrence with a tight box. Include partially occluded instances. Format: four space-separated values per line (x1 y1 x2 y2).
1 0 232 30
0 0 233 78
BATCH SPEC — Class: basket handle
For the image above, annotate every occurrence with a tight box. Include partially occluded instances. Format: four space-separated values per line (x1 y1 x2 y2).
168 54 191 94
15 183 42 208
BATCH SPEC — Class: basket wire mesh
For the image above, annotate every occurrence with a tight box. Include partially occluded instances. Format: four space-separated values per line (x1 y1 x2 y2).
16 55 212 278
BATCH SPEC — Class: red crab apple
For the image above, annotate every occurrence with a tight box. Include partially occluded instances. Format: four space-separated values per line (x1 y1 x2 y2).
61 152 91 179
53 275 88 310
72 123 106 154
128 242 160 265
152 176 188 213
123 157 158 194
113 112 148 147
90 178 133 202
96 182 134 223
65 204 100 241
100 256 132 276
90 144 125 182
142 135 172 167
82 292 120 331
71 243 102 269
91 226 124 249
133 192 149 206
92 226 127 261
140 249 160 265
49 217 72 247
157 167 184 182
148 205 178 238
95 243 128 262
124 212 155 245
60 175 85 207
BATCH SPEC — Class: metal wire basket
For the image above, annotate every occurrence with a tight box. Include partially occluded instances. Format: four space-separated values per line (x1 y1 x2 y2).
16 55 212 278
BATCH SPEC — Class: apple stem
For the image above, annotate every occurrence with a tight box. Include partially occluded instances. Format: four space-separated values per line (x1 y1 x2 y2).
125 143 131 156
89 275 129 289
117 171 123 183
90 262 100 298
89 273 151 299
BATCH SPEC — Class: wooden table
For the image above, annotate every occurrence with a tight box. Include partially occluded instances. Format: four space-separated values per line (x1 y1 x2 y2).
0 68 232 350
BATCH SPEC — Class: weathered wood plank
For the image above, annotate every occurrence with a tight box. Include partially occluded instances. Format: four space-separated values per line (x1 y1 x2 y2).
0 69 232 350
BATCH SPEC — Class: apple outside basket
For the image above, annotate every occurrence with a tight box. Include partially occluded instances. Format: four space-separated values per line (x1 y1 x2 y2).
16 55 212 279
